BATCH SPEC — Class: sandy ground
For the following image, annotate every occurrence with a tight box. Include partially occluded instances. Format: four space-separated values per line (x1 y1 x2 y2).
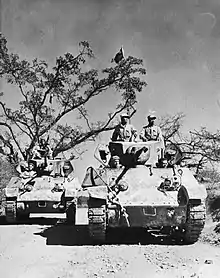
0 211 220 278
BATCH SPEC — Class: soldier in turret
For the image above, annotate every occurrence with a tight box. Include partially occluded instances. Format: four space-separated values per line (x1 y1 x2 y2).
31 138 53 159
111 113 137 142
140 114 164 145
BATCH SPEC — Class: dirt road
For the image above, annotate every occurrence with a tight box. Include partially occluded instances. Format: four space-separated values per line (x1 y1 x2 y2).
0 215 220 278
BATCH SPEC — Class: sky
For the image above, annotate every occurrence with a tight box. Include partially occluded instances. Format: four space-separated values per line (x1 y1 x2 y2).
2 0 220 181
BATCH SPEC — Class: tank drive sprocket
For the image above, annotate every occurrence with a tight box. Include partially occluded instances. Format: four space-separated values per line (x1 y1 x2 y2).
88 198 107 243
66 201 76 225
5 200 17 223
183 204 206 244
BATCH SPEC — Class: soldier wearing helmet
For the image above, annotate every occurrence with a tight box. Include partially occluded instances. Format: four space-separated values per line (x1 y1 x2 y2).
111 113 137 142
140 114 164 145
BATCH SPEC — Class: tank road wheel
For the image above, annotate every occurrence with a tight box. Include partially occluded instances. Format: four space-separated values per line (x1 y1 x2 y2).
88 198 107 244
183 204 206 244
66 202 76 225
5 200 17 224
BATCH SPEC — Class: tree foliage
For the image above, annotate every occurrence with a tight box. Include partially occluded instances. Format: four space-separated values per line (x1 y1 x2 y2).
159 113 220 178
0 155 17 189
0 33 147 162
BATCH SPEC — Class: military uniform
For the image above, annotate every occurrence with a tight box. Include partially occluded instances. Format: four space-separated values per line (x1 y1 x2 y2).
112 123 137 142
140 125 163 142
139 114 164 151
111 113 137 142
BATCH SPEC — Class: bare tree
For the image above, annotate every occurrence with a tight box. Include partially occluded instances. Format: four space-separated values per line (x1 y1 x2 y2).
159 112 185 142
0 34 147 162
159 113 220 178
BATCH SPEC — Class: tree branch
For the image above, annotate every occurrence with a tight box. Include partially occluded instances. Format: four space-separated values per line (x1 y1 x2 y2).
0 101 34 139
54 98 136 155
0 122 25 158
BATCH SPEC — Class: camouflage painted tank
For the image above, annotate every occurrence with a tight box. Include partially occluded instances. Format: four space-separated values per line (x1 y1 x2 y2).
81 140 207 244
3 158 80 224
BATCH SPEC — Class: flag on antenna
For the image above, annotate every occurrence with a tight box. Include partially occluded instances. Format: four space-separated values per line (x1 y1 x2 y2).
111 46 125 64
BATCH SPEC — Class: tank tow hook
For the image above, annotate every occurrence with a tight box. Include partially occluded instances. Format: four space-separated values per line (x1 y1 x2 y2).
149 166 153 176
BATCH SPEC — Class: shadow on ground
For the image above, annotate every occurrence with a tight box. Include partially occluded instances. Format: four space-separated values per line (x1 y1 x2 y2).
34 224 185 246
0 216 61 226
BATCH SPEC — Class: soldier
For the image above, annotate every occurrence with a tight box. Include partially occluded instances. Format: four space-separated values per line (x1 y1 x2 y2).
16 160 37 179
31 139 53 159
39 139 53 159
111 113 137 142
31 142 41 159
139 114 164 145
16 160 37 191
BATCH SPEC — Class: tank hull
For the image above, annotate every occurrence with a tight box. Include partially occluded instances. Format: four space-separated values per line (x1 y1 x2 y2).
108 205 187 228
3 159 80 224
84 165 207 243
83 141 207 243
16 201 64 214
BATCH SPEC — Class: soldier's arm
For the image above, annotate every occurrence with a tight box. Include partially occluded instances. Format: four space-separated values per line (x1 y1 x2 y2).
131 125 137 134
139 128 147 141
131 125 138 139
157 127 163 140
129 125 137 142
20 170 32 179
111 126 118 141
16 164 22 175
157 127 165 146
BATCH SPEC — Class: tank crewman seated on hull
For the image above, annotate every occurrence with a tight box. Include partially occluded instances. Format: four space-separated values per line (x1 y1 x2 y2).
111 113 137 142
16 160 37 191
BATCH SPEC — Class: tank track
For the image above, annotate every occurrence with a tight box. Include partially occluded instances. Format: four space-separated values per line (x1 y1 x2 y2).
184 204 206 244
66 201 76 225
88 198 107 243
5 200 17 223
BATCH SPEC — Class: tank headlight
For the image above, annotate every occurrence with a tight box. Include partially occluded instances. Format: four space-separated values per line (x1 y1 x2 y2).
172 176 180 189
159 176 181 191
178 169 183 176
117 181 129 192
52 203 59 209
17 202 25 211
164 179 172 187
58 204 65 211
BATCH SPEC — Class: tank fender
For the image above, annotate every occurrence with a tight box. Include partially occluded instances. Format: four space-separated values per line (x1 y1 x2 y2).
7 177 21 188
65 177 81 198
181 169 207 201
4 187 19 198
87 185 108 200
184 184 207 201
5 177 20 198
177 185 206 207
177 186 189 206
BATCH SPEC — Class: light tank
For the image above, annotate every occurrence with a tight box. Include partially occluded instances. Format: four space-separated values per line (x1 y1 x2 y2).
81 140 207 244
3 158 80 224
